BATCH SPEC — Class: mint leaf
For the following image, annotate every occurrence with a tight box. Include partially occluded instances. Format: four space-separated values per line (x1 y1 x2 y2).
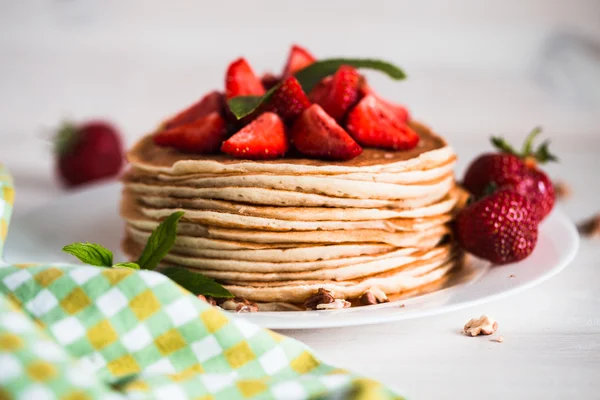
62 242 113 267
161 267 233 298
227 58 406 119
136 211 184 270
114 262 140 270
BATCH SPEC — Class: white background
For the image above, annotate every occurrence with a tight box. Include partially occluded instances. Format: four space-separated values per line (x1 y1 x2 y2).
1 1 599 398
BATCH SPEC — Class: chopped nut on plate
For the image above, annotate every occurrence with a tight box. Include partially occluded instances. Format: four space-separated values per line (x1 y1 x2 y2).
463 315 498 336
304 288 336 310
197 294 217 306
578 214 600 238
220 297 258 313
554 181 571 200
359 286 389 306
316 299 351 310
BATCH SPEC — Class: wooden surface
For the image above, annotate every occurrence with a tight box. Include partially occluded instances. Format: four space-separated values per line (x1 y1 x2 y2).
1 1 599 398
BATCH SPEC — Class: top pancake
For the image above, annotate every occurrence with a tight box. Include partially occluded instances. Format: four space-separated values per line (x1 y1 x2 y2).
128 121 454 175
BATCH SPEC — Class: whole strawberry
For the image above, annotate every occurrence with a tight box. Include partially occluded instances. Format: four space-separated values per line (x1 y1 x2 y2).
55 121 124 187
454 189 538 265
463 127 557 222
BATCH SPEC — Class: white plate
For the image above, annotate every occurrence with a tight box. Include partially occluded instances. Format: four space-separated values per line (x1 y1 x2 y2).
4 183 579 329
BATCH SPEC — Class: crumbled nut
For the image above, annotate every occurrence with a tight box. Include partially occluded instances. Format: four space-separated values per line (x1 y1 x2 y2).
579 214 600 237
359 286 389 305
197 294 207 303
509 274 516 279
220 297 258 313
464 315 498 336
304 288 335 310
360 291 377 305
493 335 505 343
316 299 351 310
198 295 218 306
554 181 571 200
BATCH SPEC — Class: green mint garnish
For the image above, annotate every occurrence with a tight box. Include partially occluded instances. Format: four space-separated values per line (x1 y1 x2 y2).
161 267 233 298
62 242 113 267
136 211 184 270
62 211 232 298
227 58 407 119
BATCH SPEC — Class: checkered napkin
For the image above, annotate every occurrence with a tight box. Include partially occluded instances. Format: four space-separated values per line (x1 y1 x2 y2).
0 166 402 400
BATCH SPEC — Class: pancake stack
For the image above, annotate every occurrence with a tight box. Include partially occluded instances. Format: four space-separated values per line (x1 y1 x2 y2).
121 121 466 310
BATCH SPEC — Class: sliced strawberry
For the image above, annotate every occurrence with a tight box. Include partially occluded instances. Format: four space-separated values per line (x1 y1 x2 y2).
261 73 280 90
291 104 362 161
265 76 311 122
163 91 224 129
221 112 288 159
153 112 227 153
358 79 410 122
309 65 360 121
282 45 316 77
346 95 419 150
225 58 265 99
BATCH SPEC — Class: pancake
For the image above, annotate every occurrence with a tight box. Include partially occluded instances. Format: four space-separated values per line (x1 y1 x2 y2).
143 157 456 184
135 187 462 221
126 225 396 261
220 257 459 303
127 121 455 175
124 181 451 208
127 173 454 200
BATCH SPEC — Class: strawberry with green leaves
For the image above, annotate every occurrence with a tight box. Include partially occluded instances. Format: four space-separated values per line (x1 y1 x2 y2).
463 127 557 222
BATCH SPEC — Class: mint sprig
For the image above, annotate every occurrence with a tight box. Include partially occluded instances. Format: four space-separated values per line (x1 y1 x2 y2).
136 211 184 270
62 211 232 298
62 242 113 267
227 58 406 119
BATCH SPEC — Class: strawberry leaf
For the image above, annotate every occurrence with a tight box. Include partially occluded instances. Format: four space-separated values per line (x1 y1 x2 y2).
227 58 406 119
62 242 113 267
161 267 233 298
136 211 184 270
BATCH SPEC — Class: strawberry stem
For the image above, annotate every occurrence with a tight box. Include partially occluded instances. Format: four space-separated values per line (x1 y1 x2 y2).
54 122 79 156
490 126 558 164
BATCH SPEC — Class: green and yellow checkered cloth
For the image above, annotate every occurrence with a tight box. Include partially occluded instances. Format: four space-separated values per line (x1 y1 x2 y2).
0 166 402 400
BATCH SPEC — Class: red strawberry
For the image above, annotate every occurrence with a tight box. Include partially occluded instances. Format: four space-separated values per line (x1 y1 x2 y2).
454 189 538 265
261 73 280 90
163 91 224 129
290 104 362 160
55 121 124 187
153 112 227 153
221 112 288 159
346 94 419 150
282 45 316 77
358 79 410 122
463 127 557 221
225 58 265 99
265 76 311 122
309 65 360 121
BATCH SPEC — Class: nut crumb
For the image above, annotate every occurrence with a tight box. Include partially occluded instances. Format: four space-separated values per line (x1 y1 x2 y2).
359 286 389 305
464 315 498 336
554 181 571 200
578 214 600 237
493 335 505 343
220 297 258 313
316 299 351 310
509 274 516 279
304 288 336 310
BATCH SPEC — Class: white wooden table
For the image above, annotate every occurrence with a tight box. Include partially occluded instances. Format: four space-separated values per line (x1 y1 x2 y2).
2 1 599 398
